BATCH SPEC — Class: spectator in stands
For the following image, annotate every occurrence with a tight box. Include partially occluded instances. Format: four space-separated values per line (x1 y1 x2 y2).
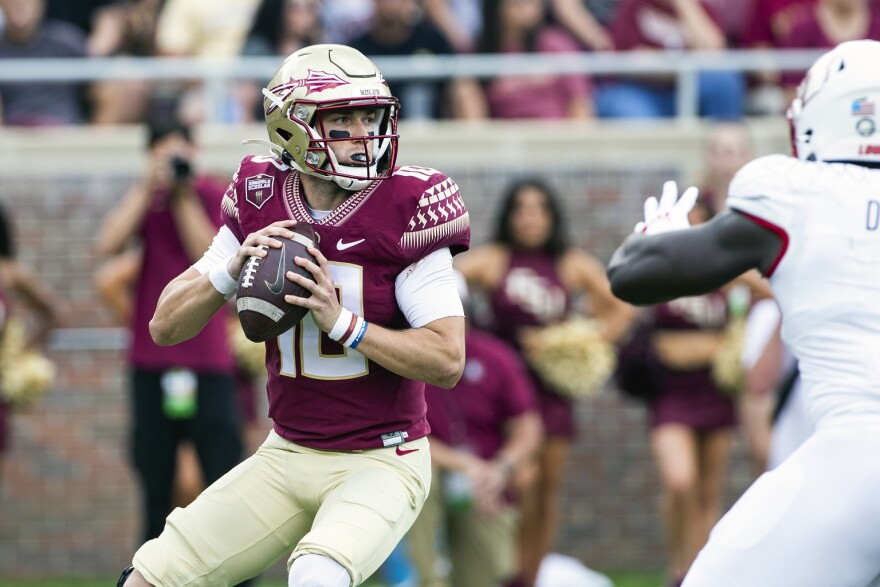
460 0 595 119
550 0 615 51
0 202 62 485
740 0 812 115
154 0 261 123
707 0 755 46
743 0 813 48
0 0 87 126
45 0 116 37
407 275 543 587
88 0 165 124
237 0 324 122
595 0 745 120
155 0 259 57
320 0 372 44
779 0 880 102
424 0 483 52
350 0 463 120
94 120 244 545
243 0 322 57
455 178 633 586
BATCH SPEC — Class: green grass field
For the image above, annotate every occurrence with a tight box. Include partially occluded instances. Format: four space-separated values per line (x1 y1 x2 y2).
0 570 666 587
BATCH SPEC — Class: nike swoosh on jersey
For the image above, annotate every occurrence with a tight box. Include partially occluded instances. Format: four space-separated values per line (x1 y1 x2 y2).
396 446 419 456
264 242 286 294
336 238 366 251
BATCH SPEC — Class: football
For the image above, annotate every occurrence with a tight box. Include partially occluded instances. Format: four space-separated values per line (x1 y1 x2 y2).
236 223 319 342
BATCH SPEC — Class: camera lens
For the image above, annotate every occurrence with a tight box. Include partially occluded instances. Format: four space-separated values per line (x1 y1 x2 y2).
172 157 192 180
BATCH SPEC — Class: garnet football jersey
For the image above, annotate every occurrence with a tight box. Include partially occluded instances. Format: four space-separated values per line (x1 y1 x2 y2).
221 156 470 449
728 154 880 427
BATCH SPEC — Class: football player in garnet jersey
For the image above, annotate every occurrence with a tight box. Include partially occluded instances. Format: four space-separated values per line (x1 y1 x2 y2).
118 44 470 587
607 40 880 586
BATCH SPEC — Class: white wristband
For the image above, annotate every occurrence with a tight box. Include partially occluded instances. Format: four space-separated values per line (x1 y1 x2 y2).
328 308 355 341
209 258 238 301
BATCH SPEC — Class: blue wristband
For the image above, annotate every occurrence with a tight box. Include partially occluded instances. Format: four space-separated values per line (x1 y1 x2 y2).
349 320 368 349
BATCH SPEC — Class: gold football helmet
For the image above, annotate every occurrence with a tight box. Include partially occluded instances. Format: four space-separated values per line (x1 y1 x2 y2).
258 44 399 191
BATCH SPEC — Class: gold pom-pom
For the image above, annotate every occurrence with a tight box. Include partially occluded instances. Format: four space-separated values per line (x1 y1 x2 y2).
524 318 617 399
711 317 746 397
0 319 56 410
228 319 266 378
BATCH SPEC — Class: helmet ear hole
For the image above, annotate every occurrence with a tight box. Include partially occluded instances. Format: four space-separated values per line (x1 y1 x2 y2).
276 129 293 141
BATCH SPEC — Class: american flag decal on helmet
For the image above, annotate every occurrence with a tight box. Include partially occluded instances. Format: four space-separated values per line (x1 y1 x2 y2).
266 69 351 113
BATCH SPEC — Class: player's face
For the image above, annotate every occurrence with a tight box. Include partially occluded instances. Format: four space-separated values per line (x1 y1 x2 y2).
509 186 554 250
319 108 381 167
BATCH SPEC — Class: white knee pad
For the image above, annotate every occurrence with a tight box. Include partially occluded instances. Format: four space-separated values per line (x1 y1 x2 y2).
288 553 351 587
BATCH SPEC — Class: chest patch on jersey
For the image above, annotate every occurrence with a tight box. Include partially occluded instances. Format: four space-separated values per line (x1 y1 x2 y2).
245 174 275 209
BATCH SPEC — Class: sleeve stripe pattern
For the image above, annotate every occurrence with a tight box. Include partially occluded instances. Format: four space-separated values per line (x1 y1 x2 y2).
402 214 470 251
401 177 469 251
221 191 239 223
222 161 243 223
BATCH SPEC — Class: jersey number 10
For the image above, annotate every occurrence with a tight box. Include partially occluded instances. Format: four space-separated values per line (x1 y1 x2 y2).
277 263 369 380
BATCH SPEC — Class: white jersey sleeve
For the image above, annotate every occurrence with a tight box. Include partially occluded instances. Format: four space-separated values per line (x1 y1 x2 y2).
726 154 803 276
727 155 801 222
191 226 242 275
395 247 464 328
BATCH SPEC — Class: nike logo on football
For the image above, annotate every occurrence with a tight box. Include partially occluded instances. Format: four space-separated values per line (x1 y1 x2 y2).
396 446 419 456
336 238 365 251
265 242 286 295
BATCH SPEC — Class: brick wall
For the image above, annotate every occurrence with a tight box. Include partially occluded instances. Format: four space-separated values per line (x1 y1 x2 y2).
0 121 788 579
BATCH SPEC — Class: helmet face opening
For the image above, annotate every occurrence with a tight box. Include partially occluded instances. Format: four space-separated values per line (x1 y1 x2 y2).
304 100 399 183
262 45 400 190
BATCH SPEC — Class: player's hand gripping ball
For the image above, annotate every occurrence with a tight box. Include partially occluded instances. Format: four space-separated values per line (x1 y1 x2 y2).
236 223 319 342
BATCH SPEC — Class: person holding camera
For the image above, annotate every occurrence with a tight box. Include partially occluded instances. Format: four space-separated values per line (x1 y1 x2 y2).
95 120 244 545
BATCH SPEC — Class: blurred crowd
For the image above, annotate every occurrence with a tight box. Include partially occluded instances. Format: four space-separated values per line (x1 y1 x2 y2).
1 0 879 126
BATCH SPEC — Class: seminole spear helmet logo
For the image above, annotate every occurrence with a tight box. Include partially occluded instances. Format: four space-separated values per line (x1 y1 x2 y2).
265 69 350 114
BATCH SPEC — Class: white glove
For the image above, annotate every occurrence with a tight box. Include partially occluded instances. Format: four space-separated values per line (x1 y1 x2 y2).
634 181 699 235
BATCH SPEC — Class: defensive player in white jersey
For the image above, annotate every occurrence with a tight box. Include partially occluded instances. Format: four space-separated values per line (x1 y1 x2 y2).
607 40 880 586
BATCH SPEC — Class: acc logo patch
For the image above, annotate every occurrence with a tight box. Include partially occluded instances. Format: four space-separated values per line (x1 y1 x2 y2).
245 174 274 209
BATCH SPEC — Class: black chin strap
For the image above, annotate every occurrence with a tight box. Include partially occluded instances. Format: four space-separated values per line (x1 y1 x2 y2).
825 159 880 169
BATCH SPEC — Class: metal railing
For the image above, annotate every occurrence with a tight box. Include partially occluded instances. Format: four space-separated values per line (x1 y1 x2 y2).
0 49 824 121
